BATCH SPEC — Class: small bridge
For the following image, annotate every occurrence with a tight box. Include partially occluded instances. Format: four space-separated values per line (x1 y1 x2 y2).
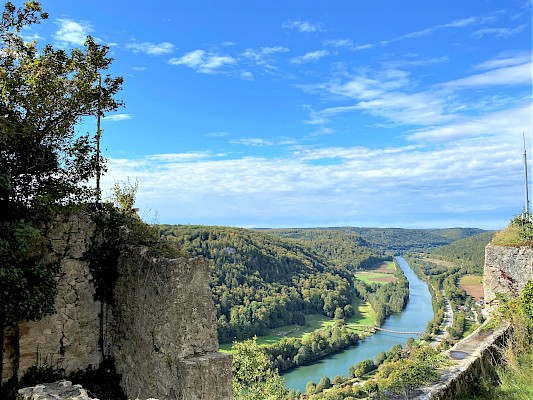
353 324 425 338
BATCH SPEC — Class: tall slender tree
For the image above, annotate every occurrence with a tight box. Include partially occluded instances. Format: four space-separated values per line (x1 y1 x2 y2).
0 1 123 384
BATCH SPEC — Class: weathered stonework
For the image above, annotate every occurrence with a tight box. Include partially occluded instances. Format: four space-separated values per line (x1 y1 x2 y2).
414 323 509 400
17 380 96 400
484 244 533 306
109 248 232 399
2 214 101 381
2 213 233 400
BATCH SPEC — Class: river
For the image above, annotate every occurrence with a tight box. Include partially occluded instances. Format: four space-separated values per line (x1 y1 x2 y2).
281 256 434 393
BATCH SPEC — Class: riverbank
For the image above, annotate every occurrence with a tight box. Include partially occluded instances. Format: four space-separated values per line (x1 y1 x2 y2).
281 257 434 393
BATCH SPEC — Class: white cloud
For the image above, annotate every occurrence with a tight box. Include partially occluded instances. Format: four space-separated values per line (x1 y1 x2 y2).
290 50 329 64
444 62 532 88
126 40 175 55
241 46 289 65
102 114 133 122
207 131 230 137
230 138 273 146
472 24 528 38
53 19 92 46
283 20 322 33
132 66 147 71
169 50 236 73
239 71 254 80
103 134 522 229
407 103 532 143
474 53 531 70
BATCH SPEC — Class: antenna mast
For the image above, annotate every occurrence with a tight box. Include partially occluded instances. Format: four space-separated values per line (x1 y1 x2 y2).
522 132 529 218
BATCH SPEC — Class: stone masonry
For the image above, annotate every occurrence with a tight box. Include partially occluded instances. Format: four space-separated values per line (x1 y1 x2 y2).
1 213 233 400
484 244 533 306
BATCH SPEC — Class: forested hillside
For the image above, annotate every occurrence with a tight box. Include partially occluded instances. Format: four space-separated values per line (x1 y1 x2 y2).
346 227 485 253
429 231 494 274
159 225 391 343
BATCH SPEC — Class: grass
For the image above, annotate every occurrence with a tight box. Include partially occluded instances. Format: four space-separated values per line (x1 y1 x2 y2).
220 297 377 353
459 275 483 285
354 271 397 284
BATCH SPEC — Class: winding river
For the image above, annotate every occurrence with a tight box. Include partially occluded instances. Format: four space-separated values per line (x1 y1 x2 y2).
281 256 434 393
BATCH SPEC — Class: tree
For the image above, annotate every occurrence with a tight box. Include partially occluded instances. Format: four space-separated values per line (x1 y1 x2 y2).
232 337 290 400
0 1 122 382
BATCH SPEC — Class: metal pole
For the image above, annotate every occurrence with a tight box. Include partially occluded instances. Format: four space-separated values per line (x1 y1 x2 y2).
523 132 529 216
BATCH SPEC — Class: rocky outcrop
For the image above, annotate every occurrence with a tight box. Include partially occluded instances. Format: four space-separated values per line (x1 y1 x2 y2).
2 213 233 400
16 380 96 400
484 244 533 306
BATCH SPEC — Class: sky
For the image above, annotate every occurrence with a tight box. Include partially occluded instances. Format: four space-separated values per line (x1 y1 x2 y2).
21 0 532 229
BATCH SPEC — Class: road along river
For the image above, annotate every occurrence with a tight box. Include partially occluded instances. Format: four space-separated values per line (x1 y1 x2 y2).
281 256 434 393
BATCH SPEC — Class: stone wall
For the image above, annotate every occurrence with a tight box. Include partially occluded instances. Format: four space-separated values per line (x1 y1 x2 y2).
414 323 509 400
484 244 533 306
1 213 233 400
2 213 101 382
109 247 232 399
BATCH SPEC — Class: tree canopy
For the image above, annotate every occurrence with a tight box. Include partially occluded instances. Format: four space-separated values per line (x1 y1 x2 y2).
0 1 122 328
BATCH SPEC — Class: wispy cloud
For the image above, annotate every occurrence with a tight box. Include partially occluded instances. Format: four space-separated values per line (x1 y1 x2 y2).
132 66 147 72
283 20 322 33
472 24 528 38
103 114 133 122
241 46 289 66
104 132 522 229
126 40 175 55
474 52 531 70
230 138 274 146
290 50 329 64
169 50 236 73
443 62 532 88
53 19 92 47
206 131 230 137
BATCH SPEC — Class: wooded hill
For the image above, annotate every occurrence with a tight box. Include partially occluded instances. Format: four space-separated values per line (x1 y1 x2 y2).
428 231 494 274
342 227 485 253
159 225 389 343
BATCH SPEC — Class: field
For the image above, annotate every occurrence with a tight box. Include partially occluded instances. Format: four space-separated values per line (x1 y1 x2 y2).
459 274 484 299
422 257 456 268
355 261 398 284
219 297 377 352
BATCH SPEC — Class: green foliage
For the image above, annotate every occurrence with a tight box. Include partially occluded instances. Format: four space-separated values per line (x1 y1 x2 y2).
0 220 59 326
232 337 290 400
111 178 139 214
0 0 122 330
347 227 485 253
430 231 494 274
159 225 386 343
86 204 173 304
458 281 533 400
375 345 445 398
493 215 533 246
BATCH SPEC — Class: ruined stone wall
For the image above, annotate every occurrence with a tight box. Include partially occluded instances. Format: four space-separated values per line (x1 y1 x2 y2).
414 323 509 400
109 248 232 400
484 244 533 306
2 213 233 400
2 213 101 383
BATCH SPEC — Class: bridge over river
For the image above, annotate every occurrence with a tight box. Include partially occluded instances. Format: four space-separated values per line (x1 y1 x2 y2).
353 324 425 338
282 256 435 393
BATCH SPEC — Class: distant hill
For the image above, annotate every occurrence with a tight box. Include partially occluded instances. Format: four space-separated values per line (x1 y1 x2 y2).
429 231 495 274
159 225 386 342
343 227 486 253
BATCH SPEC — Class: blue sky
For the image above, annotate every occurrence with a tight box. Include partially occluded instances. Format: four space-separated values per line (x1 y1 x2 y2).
25 0 532 229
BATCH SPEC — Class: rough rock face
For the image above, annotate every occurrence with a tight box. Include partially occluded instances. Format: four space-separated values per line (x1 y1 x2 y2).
109 248 233 399
2 214 101 382
16 380 96 400
484 244 533 306
2 213 233 399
